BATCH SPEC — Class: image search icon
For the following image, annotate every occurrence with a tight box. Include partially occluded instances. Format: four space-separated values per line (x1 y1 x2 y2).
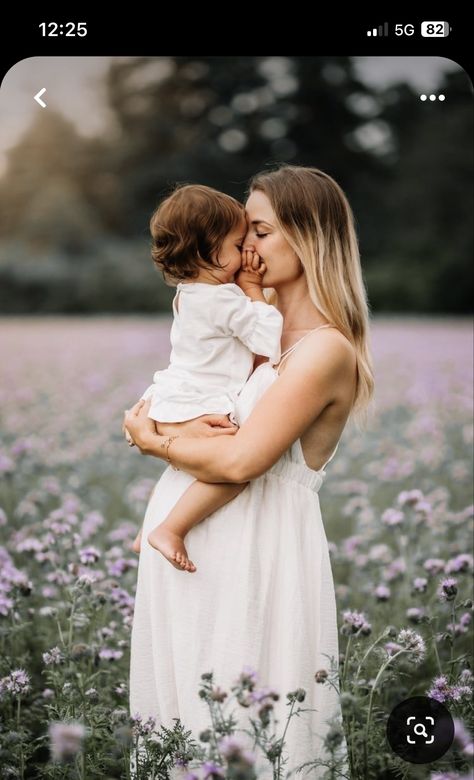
387 696 454 763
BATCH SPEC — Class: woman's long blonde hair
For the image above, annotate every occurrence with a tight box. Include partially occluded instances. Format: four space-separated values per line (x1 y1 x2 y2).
247 164 375 429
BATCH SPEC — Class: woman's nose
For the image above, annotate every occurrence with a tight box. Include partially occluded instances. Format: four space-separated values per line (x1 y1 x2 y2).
242 241 256 251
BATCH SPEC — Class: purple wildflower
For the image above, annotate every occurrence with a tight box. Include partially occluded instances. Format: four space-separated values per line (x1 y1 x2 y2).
374 584 391 601
341 610 372 636
397 489 424 506
437 577 458 602
98 648 123 661
0 669 31 696
423 558 446 576
445 554 473 574
396 629 426 664
43 647 65 665
79 546 101 565
412 577 428 593
49 721 86 762
381 508 405 526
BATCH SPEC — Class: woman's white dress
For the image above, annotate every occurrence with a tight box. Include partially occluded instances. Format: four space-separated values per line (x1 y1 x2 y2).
130 338 349 778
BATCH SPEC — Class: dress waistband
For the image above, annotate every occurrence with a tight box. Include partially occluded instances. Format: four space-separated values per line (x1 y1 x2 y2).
265 458 326 492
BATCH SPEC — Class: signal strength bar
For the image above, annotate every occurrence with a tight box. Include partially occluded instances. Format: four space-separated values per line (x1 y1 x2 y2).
367 22 389 36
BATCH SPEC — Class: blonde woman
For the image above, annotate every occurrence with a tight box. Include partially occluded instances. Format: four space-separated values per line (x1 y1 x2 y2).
125 164 374 778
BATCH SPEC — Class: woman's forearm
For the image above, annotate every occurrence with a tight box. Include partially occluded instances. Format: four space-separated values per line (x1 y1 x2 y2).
142 432 243 483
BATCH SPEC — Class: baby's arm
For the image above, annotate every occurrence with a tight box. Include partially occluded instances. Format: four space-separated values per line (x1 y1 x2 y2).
235 249 267 303
230 250 283 363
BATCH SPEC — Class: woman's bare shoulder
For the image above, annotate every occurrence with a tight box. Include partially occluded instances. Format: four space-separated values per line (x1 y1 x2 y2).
286 326 356 379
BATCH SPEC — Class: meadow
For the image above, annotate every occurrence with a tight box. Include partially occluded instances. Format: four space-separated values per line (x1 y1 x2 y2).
0 316 472 780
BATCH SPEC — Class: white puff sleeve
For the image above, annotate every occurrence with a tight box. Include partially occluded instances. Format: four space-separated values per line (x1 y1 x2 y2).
214 284 283 364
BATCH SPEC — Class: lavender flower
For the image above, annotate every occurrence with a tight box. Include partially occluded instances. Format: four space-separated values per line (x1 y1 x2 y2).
49 721 86 762
78 546 101 564
406 607 426 624
98 647 123 661
42 646 65 665
453 717 474 757
445 554 473 574
0 669 31 696
412 577 428 593
437 577 458 602
374 584 391 601
397 489 424 506
396 629 426 664
381 508 405 526
423 558 446 576
341 610 372 636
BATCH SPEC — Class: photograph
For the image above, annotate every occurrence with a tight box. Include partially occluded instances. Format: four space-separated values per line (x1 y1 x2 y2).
0 50 472 780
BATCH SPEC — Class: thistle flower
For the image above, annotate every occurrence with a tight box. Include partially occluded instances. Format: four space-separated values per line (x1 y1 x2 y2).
396 629 426 664
381 508 404 526
0 669 31 696
49 721 86 762
341 610 372 636
397 489 424 506
423 558 446 576
412 577 428 593
374 584 391 601
452 717 474 757
406 607 427 624
78 546 101 564
445 554 473 574
315 669 329 683
42 646 65 665
236 666 258 688
437 577 458 602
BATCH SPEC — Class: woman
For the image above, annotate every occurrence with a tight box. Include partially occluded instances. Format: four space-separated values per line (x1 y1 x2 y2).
124 164 374 778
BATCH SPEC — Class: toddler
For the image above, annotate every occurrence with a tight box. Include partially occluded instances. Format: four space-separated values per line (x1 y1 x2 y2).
130 184 282 572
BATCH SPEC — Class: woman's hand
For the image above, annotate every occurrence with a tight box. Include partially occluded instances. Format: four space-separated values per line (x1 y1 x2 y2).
123 399 158 453
123 402 238 454
157 414 239 438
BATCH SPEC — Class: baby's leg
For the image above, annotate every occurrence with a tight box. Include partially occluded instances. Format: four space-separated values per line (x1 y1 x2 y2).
148 480 248 572
132 526 143 554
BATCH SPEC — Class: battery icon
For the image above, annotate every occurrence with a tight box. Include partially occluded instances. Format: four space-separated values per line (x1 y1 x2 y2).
421 21 451 37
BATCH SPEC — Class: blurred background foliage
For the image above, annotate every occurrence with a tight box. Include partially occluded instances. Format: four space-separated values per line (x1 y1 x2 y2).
0 56 472 314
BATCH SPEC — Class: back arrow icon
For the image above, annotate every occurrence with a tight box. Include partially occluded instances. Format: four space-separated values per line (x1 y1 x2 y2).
34 88 47 108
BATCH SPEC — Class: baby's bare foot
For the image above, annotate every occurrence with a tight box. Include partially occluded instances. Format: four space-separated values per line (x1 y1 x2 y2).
147 526 196 572
132 528 142 554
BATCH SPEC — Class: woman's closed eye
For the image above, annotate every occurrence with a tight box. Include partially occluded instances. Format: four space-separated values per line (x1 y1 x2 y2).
256 233 268 238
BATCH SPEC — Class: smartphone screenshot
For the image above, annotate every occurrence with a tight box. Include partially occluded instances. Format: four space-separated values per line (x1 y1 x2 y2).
0 14 472 780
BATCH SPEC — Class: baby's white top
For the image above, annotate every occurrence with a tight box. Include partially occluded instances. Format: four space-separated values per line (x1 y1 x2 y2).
141 282 283 422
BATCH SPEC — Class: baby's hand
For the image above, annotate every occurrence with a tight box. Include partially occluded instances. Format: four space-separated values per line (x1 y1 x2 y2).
235 250 266 293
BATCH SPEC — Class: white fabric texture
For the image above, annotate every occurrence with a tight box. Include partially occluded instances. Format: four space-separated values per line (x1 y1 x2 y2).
130 356 349 778
141 282 283 422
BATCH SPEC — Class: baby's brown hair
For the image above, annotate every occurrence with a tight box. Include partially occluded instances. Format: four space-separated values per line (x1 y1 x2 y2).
149 184 246 284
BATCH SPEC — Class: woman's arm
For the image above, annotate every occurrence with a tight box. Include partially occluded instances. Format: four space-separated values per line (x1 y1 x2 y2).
124 332 355 484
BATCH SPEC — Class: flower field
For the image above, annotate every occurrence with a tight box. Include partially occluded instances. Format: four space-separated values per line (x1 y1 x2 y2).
0 316 472 780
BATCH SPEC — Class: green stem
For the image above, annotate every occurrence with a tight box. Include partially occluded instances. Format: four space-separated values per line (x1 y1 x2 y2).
449 601 456 679
341 636 352 690
362 649 405 776
56 619 65 647
354 632 387 683
67 593 78 651
276 699 296 779
430 630 443 675
17 696 24 780
207 700 223 764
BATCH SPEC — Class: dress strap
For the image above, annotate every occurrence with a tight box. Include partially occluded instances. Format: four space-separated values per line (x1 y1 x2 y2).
275 324 336 375
321 441 339 470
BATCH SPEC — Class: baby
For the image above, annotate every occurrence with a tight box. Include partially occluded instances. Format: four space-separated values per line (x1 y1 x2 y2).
130 183 282 572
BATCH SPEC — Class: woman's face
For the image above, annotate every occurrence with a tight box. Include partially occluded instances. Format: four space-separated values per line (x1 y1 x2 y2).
243 190 303 288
